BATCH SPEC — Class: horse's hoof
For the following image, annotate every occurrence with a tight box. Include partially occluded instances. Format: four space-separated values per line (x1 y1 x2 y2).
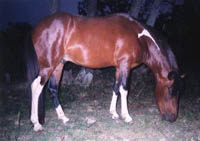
125 118 133 123
58 115 69 124
110 111 119 119
112 114 119 119
33 123 44 132
62 116 69 124
122 114 133 123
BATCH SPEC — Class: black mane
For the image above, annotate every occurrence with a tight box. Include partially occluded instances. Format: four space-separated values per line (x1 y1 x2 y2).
145 26 179 72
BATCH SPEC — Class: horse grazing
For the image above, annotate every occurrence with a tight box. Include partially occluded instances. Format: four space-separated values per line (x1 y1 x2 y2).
30 13 184 131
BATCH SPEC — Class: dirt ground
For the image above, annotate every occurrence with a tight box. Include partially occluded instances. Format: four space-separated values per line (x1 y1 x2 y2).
0 66 200 141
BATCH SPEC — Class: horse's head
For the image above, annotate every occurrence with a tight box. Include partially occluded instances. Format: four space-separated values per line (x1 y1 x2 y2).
155 71 184 122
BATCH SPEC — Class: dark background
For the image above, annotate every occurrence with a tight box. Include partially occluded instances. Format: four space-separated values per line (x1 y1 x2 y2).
0 0 200 85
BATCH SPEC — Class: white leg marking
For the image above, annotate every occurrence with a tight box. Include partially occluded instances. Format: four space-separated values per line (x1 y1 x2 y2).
56 105 69 124
138 29 160 50
109 92 119 119
120 85 132 123
31 76 44 131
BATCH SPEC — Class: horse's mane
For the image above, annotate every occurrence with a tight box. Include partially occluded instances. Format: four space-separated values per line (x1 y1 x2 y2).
163 41 179 72
146 27 179 72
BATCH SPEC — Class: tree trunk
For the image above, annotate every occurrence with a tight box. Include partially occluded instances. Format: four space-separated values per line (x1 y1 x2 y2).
87 0 97 16
129 0 146 19
49 0 60 14
146 0 161 27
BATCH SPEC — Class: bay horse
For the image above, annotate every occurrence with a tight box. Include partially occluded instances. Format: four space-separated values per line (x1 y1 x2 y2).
30 13 184 131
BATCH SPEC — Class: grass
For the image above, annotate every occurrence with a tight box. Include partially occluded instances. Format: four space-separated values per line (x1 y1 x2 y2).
0 66 200 141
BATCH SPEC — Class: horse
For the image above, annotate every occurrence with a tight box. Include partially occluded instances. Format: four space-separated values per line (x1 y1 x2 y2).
30 12 184 131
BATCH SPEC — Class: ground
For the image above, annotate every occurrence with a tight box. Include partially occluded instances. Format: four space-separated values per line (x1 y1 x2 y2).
0 66 200 141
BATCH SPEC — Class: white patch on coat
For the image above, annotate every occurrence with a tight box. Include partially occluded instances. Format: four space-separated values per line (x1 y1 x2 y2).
31 76 44 131
119 85 132 122
138 29 160 50
109 92 119 119
56 105 69 124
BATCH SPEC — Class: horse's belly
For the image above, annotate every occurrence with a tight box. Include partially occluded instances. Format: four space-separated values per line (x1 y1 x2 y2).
64 46 115 68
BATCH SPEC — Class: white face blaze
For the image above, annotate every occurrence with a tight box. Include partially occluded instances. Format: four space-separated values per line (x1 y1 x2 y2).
119 85 132 123
138 29 160 50
31 76 44 131
55 105 69 124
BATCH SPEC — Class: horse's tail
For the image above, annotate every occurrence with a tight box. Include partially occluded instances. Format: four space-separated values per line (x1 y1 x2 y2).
24 31 45 124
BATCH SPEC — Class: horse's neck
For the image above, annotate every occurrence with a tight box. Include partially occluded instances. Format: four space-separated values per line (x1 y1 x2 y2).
145 45 172 80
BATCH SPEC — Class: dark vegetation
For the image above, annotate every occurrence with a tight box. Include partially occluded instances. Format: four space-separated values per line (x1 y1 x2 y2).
0 23 32 85
0 0 199 84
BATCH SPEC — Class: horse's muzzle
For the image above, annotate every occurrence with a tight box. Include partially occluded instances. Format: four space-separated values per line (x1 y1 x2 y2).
162 113 177 122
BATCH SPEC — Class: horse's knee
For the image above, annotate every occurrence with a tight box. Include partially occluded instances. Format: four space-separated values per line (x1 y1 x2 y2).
113 76 128 95
113 82 120 95
121 74 129 91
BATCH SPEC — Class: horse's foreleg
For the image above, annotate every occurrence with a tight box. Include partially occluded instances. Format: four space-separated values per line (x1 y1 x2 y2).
48 63 69 124
110 91 119 119
112 66 132 123
31 76 44 131
119 85 132 123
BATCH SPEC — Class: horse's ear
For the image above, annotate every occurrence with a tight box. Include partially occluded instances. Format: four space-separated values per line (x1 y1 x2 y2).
168 71 177 80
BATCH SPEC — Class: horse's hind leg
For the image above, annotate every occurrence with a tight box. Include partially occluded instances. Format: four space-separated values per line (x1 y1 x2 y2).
31 67 56 131
48 62 69 124
110 65 132 123
31 76 44 131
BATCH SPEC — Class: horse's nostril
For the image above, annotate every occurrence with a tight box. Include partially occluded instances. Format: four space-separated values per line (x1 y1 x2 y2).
162 113 176 122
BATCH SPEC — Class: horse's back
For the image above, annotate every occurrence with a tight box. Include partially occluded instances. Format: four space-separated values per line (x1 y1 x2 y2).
32 12 145 69
65 14 144 68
